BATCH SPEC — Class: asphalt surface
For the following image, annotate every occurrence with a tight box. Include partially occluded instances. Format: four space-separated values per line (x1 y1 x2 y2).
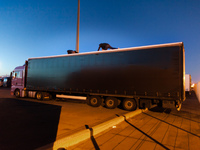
0 87 129 150
0 88 61 150
69 92 200 150
1 87 199 150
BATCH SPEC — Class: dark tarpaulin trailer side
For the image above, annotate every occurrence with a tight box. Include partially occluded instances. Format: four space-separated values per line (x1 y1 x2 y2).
26 42 185 104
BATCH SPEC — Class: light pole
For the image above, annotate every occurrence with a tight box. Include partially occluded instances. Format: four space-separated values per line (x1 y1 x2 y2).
76 0 80 53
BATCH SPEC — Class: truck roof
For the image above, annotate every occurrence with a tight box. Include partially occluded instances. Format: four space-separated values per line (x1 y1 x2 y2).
29 42 183 60
14 65 25 70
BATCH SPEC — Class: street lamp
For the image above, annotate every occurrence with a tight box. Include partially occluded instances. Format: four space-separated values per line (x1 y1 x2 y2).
76 0 80 53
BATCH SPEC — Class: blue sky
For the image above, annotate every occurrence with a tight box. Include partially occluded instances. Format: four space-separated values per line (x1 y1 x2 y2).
0 0 200 82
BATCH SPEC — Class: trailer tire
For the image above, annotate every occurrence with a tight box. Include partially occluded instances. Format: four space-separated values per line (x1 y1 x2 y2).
105 97 118 109
122 98 137 111
36 92 43 100
86 96 91 105
14 89 20 98
89 96 102 107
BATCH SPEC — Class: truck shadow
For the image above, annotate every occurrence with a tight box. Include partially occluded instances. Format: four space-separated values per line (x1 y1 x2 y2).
0 98 61 150
149 106 172 114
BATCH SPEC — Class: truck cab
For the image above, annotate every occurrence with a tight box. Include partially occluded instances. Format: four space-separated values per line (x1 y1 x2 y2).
11 65 25 97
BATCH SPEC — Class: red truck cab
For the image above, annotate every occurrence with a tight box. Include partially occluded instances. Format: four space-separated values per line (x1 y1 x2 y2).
11 65 25 97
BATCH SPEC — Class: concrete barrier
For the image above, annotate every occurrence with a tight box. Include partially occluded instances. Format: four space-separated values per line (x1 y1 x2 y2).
53 108 147 150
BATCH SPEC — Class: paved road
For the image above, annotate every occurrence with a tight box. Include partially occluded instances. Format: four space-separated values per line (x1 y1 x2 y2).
0 88 61 150
69 92 200 150
0 87 128 150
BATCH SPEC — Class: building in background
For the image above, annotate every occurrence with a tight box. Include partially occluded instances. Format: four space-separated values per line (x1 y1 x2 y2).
185 74 192 95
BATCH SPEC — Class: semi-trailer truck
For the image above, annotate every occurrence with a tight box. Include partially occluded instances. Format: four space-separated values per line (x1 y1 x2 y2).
11 42 185 111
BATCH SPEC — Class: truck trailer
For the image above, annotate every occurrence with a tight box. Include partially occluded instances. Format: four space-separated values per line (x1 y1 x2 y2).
11 42 185 111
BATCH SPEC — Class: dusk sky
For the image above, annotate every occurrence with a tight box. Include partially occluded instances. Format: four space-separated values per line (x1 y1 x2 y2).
0 0 200 82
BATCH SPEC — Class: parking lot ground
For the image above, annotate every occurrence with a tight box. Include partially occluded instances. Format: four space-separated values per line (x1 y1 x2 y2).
69 91 200 150
0 88 129 149
0 90 61 150
54 99 130 140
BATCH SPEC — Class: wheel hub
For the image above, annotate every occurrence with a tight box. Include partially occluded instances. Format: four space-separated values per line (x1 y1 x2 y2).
91 98 97 105
126 101 133 108
107 100 114 107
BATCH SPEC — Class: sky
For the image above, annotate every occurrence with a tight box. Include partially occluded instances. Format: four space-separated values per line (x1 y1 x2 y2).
0 0 200 82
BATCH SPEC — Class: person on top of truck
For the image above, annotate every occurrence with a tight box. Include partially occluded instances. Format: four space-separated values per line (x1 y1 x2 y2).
67 50 78 54
97 43 117 51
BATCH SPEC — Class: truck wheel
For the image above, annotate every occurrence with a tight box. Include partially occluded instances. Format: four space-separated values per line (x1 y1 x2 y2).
122 98 137 111
105 97 118 109
36 92 43 100
89 96 102 107
86 96 91 105
14 89 20 98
